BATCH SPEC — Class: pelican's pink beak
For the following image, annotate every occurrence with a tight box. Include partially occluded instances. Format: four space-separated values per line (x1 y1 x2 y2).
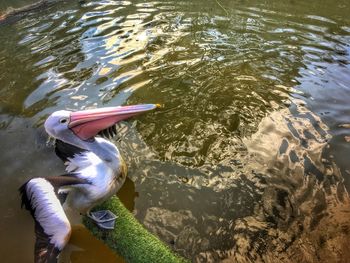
69 104 160 140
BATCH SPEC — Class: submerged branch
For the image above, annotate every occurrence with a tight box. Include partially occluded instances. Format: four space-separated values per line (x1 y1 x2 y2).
214 0 229 16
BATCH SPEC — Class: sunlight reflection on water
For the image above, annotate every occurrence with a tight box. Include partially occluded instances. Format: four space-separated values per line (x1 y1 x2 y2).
0 0 349 262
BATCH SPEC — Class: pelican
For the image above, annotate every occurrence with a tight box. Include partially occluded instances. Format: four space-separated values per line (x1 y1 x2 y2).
19 104 159 263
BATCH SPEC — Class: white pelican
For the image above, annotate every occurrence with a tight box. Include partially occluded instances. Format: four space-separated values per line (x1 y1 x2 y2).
19 104 159 263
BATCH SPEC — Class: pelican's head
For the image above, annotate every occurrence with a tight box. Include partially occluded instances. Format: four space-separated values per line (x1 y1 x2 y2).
44 104 160 143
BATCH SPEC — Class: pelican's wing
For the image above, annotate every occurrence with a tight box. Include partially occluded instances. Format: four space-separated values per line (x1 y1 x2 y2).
54 139 87 163
33 222 60 263
19 176 89 263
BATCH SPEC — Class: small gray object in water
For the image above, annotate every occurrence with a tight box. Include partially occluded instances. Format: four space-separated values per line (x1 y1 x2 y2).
88 210 118 229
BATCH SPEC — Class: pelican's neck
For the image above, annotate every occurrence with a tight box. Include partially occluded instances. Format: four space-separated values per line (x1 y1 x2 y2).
80 137 121 169
58 130 121 169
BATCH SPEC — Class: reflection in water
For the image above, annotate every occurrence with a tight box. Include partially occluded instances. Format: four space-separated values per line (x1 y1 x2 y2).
61 226 123 263
122 100 350 262
0 0 350 262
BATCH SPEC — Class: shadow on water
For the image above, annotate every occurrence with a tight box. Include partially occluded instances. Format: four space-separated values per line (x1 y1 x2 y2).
0 0 349 262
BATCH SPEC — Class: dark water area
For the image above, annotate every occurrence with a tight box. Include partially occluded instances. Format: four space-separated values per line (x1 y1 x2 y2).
0 0 349 262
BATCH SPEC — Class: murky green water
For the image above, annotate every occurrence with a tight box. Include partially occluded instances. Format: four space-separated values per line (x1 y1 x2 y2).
0 0 350 262
0 0 37 11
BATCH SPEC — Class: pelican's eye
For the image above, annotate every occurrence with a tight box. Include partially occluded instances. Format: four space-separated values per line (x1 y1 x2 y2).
59 118 68 124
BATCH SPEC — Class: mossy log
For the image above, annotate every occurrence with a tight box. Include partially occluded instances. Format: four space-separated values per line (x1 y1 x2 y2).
83 196 189 263
0 0 60 25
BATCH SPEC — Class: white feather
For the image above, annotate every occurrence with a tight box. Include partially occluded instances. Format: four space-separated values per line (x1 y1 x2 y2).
66 151 102 175
26 178 71 250
62 139 125 213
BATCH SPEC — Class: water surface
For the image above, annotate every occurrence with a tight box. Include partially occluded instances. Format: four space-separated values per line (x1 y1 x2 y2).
0 0 349 262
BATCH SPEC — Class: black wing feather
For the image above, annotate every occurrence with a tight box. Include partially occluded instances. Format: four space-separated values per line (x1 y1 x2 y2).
19 181 35 217
54 139 87 162
34 222 60 263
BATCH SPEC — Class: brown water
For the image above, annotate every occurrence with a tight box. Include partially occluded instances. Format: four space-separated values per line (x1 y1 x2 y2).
0 0 350 262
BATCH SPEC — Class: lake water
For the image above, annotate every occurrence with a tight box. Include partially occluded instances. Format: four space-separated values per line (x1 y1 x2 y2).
0 0 349 262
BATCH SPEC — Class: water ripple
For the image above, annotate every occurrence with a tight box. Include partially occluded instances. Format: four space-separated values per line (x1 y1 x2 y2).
0 0 350 262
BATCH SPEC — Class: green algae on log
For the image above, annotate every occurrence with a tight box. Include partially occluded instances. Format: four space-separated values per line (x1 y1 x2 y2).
83 196 189 263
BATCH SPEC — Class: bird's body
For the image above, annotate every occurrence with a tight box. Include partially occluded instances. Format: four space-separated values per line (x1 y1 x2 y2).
20 104 159 263
61 137 127 215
